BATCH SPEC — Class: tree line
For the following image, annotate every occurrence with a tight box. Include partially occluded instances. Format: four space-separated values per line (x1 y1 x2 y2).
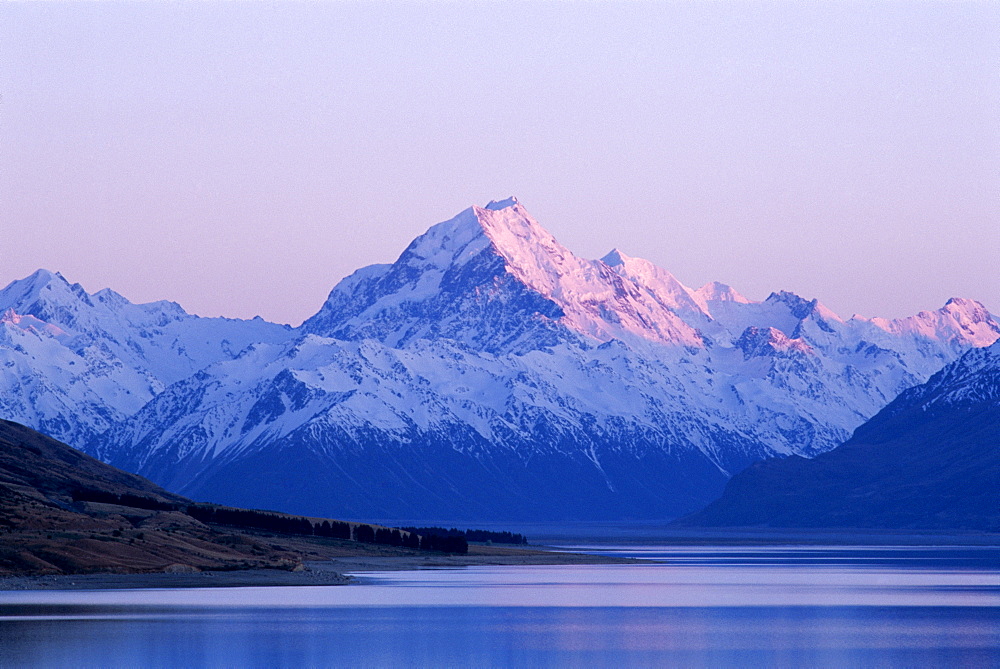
185 504 353 540
70 489 495 554
71 489 176 511
353 524 467 553
402 526 527 545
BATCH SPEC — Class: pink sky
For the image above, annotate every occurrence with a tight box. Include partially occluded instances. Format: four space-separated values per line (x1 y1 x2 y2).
2 2 997 325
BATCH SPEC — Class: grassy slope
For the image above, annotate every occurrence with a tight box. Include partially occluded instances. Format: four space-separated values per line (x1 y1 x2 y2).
0 419 320 574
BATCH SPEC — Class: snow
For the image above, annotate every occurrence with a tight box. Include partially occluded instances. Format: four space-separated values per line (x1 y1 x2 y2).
695 281 751 305
1 308 70 339
0 270 290 446
602 248 712 321
3 198 999 503
484 196 519 210
470 203 706 347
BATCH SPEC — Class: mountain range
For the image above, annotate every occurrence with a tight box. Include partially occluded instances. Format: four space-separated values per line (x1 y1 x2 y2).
675 340 1000 530
3 198 998 521
0 270 289 446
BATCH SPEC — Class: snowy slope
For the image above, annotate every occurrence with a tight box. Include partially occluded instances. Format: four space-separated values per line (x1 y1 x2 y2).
0 270 290 445
89 199 1000 520
94 334 758 519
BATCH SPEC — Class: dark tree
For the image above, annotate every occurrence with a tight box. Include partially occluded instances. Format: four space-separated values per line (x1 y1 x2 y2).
331 521 351 540
354 524 375 543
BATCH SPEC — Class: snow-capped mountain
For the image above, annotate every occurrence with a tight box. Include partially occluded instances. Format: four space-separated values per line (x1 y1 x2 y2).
80 199 999 521
302 198 705 351
0 270 290 446
676 340 1000 530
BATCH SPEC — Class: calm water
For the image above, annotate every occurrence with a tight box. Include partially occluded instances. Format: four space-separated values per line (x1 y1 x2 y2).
0 545 997 667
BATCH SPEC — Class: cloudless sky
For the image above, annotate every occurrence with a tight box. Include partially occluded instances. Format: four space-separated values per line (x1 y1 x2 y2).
2 2 997 324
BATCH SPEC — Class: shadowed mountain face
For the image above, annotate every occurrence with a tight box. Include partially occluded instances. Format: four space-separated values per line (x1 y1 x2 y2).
675 342 1000 531
0 420 301 575
3 199 999 522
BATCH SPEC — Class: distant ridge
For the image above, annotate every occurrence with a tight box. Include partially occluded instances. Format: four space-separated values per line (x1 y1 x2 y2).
674 341 1000 531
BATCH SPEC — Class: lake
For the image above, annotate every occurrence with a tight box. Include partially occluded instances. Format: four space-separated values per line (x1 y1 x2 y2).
1 544 997 667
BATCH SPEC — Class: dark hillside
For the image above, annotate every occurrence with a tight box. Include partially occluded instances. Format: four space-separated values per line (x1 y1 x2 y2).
0 419 307 574
675 344 1000 531
0 419 473 575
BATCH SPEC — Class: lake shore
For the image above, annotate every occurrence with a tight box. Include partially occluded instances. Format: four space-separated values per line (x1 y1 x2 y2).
0 544 635 591
7 529 993 591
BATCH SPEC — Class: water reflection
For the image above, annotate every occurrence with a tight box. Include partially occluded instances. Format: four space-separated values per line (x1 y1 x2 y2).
556 544 1000 569
0 545 997 667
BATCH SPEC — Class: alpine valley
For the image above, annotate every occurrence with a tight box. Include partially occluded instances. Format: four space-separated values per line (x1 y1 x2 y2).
3 199 998 521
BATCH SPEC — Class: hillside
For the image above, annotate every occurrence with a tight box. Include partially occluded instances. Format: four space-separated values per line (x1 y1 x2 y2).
0 419 311 574
675 342 1000 531
0 420 558 577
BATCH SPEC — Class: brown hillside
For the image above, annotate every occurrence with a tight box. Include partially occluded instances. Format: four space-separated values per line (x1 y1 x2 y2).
0 419 303 575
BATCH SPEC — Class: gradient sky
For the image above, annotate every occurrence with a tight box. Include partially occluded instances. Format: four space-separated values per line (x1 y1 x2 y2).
2 2 997 325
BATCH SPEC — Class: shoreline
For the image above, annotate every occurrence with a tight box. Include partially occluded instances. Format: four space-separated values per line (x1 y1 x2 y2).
0 544 636 591
5 533 995 591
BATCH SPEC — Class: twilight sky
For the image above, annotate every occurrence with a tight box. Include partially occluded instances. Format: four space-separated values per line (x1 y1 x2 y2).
2 2 997 325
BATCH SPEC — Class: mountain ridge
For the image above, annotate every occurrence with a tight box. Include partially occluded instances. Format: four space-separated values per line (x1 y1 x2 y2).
3 198 998 521
0 270 291 446
674 341 1000 531
87 200 1000 520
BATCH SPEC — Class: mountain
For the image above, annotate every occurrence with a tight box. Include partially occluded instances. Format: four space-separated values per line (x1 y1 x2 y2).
302 198 704 350
0 419 304 574
0 270 290 446
84 199 999 521
674 341 1000 531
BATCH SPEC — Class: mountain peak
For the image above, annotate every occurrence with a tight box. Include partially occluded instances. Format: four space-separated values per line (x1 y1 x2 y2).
942 296 992 321
695 281 751 305
471 203 706 346
26 268 65 284
484 196 520 211
471 201 575 296
600 249 711 321
870 297 1000 350
600 248 629 267
93 287 132 311
1 268 67 298
306 200 705 348
765 290 817 317
0 269 93 319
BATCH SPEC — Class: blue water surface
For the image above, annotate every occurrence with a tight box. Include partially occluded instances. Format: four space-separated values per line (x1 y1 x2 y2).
1 545 997 667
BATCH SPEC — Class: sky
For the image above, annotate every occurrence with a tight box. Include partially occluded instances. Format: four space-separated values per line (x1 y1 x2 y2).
2 2 997 325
